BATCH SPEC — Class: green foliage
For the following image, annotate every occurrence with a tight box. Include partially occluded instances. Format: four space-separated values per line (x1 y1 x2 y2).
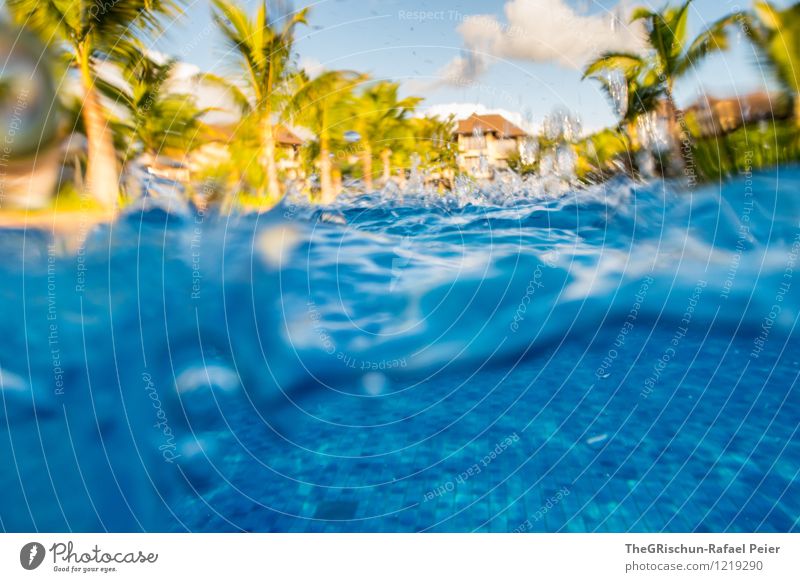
98 52 213 161
584 56 662 128
351 81 422 184
691 119 800 181
211 0 308 111
584 1 736 118
739 2 800 96
580 0 750 181
574 128 632 182
192 116 269 197
211 0 308 197
6 0 183 61
354 82 421 149
406 115 457 170
506 150 537 176
288 71 364 139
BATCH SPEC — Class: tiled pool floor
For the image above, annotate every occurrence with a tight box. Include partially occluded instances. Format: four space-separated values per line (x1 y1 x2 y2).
173 325 800 532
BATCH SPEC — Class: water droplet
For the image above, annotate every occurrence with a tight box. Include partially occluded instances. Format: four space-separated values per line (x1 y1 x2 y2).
361 372 388 396
586 433 608 446
258 224 301 267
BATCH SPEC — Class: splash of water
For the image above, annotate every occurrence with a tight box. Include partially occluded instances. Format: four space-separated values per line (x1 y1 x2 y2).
605 70 629 120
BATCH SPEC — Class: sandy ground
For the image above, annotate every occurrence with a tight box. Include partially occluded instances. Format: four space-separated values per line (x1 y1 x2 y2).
0 208 115 231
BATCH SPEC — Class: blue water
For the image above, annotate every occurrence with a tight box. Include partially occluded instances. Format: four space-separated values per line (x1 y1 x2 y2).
1 170 799 532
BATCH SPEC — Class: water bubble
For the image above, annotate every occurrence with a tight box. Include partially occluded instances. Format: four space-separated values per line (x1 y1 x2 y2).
519 138 538 165
605 70 629 119
542 109 582 143
478 153 490 177
556 145 577 180
539 151 556 175
0 368 36 421
586 433 608 447
404 153 424 193
361 372 388 396
320 210 347 225
636 111 670 152
175 363 241 430
175 434 220 490
635 150 657 179
344 130 361 143
258 224 302 268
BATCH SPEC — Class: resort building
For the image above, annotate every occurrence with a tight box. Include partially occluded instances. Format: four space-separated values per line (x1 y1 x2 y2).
453 113 528 179
685 92 791 137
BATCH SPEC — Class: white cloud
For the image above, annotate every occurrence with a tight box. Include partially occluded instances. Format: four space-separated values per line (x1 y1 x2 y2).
438 0 645 84
437 52 490 85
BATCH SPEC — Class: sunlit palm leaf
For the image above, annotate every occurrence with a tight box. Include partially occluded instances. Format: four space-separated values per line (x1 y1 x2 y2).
677 12 740 76
582 52 645 79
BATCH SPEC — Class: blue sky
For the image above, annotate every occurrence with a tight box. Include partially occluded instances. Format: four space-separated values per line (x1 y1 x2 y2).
153 0 794 132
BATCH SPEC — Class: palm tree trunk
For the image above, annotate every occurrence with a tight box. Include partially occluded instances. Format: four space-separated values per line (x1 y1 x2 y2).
794 94 800 129
78 48 119 209
319 139 335 204
625 120 638 151
333 169 343 196
662 87 692 177
621 123 637 177
361 145 373 192
262 117 281 199
72 153 84 192
381 149 391 183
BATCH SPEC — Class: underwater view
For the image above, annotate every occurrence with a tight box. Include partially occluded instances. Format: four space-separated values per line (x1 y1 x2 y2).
2 168 799 532
0 0 799 540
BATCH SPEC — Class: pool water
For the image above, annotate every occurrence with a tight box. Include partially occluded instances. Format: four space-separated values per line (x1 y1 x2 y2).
1 170 798 532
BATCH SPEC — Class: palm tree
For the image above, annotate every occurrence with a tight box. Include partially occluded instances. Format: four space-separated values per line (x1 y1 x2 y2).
352 82 421 191
630 1 734 100
288 70 365 203
212 0 308 199
98 53 213 165
7 0 183 208
585 1 736 132
735 1 800 124
408 114 457 188
583 62 663 151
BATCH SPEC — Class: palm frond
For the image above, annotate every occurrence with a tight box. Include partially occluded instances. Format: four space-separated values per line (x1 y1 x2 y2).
678 12 740 75
629 7 656 23
95 76 135 110
196 72 252 115
6 0 79 41
754 1 781 30
583 52 645 79
669 0 692 58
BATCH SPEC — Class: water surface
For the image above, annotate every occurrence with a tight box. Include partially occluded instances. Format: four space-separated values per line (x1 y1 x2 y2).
1 171 798 532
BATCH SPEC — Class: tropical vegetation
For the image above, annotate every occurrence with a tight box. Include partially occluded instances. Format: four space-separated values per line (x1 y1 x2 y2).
6 0 185 209
351 82 422 191
580 0 800 182
211 0 308 199
2 0 800 213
